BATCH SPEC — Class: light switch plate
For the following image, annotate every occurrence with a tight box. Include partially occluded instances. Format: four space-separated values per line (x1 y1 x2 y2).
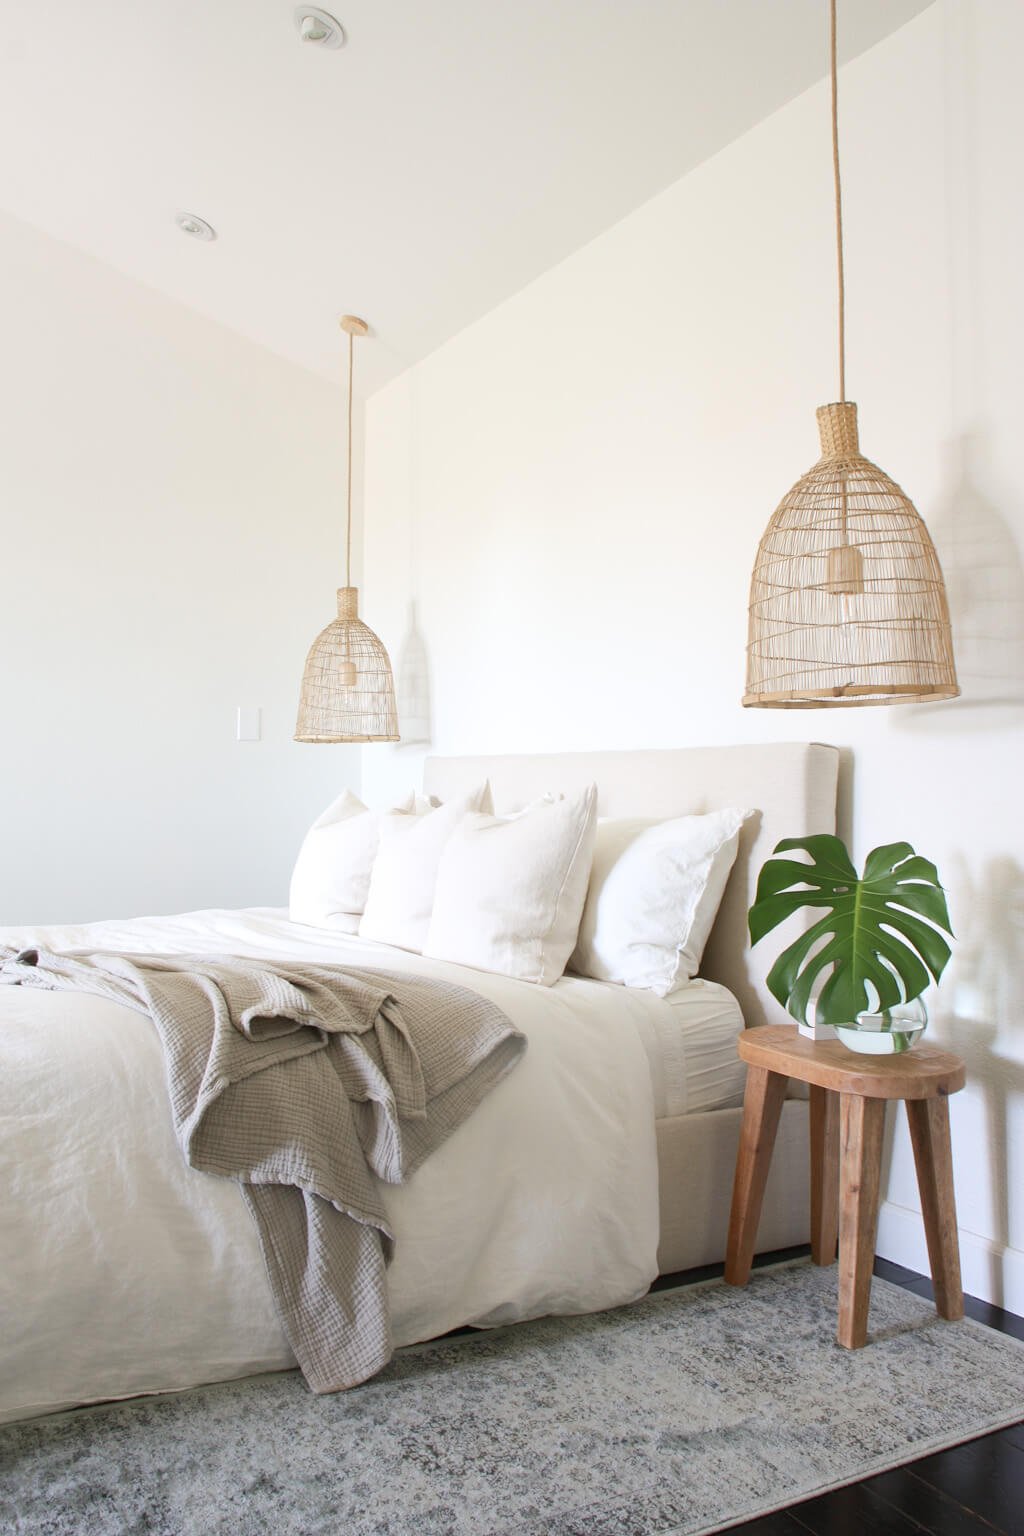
236 707 261 742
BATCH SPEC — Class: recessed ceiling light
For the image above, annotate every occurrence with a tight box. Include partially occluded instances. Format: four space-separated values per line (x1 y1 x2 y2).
294 7 345 49
175 212 217 243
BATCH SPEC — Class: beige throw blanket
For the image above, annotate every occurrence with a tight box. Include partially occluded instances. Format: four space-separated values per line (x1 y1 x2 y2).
0 946 525 1392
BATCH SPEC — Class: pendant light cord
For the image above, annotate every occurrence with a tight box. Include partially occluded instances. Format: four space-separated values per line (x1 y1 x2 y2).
830 0 846 403
345 327 354 588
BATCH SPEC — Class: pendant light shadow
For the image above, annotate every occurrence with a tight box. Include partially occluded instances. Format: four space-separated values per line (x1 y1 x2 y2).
395 602 432 749
295 316 399 743
893 432 1024 730
743 0 958 709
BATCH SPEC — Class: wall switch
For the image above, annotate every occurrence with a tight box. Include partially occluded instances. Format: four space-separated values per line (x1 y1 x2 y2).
236 706 261 742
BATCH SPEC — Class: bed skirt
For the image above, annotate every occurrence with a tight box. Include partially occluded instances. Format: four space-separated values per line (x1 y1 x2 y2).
656 1099 809 1275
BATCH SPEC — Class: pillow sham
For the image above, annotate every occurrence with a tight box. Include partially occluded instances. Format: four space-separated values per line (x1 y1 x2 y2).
569 807 750 996
423 785 598 986
289 788 426 932
358 783 492 952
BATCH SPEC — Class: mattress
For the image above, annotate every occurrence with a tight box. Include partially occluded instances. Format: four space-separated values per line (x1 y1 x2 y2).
246 909 747 1119
629 978 746 1119
8 905 743 1122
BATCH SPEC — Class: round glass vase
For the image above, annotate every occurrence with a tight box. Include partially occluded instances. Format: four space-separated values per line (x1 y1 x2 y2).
833 998 928 1056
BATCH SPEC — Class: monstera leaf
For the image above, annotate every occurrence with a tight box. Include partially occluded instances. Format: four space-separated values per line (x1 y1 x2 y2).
748 834 953 1027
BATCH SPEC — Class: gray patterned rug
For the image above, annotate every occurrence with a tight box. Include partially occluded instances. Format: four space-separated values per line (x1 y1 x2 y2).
2 1262 1022 1536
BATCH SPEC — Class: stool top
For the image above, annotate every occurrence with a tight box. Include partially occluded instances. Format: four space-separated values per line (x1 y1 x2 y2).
738 1024 965 1099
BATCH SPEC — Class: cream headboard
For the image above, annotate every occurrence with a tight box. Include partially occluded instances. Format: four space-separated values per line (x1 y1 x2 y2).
423 742 839 1030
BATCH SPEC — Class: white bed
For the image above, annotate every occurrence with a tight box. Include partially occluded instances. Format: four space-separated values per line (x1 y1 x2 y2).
0 741 838 1426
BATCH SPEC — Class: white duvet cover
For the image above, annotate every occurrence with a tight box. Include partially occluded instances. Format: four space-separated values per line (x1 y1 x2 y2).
0 907 662 1426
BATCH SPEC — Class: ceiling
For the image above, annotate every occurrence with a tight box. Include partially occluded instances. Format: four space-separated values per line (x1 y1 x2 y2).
0 0 934 396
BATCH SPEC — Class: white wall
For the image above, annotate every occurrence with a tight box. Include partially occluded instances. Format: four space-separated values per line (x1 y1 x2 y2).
363 0 1024 1308
0 211 359 924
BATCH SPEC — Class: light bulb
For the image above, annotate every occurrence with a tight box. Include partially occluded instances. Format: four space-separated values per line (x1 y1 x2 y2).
294 8 346 48
825 542 865 596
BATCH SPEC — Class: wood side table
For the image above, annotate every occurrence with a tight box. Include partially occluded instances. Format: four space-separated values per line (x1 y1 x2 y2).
724 1024 966 1348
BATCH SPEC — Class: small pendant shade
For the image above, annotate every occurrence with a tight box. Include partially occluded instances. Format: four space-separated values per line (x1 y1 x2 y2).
294 314 400 744
295 586 399 742
743 403 959 707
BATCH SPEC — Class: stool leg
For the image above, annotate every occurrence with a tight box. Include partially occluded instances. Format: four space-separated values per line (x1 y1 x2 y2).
837 1094 886 1349
906 1096 964 1321
725 1066 787 1287
809 1085 840 1266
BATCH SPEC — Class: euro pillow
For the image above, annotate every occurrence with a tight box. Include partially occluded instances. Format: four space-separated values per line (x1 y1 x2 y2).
569 807 750 996
423 785 598 986
289 788 428 932
358 783 492 953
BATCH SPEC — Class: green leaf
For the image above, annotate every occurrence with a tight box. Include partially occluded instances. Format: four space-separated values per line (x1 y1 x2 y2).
879 908 951 981
890 854 942 885
748 888 837 945
749 837 862 947
772 836 859 882
763 914 833 1004
863 842 916 881
748 837 954 1027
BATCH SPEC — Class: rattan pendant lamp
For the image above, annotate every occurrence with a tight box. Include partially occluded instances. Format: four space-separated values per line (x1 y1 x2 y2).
743 0 958 708
295 316 399 743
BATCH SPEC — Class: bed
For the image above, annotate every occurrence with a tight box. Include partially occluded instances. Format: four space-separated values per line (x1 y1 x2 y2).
0 740 838 1426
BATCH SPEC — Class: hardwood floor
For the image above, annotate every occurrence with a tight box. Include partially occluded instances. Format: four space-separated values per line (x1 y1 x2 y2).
651 1251 1024 1535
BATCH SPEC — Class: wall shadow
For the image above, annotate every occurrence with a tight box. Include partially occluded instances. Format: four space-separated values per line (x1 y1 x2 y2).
895 432 1024 734
928 852 1024 1301
396 600 433 748
878 853 1024 1303
834 746 855 850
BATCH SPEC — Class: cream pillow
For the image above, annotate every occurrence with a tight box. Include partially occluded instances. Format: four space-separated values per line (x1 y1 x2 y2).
289 789 428 932
423 785 598 985
569 808 750 995
358 783 492 952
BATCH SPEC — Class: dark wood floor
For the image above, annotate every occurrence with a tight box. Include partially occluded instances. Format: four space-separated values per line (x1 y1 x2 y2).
651 1251 1024 1536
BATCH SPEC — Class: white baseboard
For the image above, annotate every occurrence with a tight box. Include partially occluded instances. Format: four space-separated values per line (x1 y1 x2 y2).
877 1199 1024 1315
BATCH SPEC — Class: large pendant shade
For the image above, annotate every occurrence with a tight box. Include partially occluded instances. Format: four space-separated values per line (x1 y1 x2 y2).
743 403 959 707
295 316 399 743
743 0 958 709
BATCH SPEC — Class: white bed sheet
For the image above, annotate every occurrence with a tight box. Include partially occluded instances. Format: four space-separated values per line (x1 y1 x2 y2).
635 978 746 1119
1 906 676 1426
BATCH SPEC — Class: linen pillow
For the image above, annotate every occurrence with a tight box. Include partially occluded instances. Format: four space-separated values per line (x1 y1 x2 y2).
423 785 598 986
288 788 424 932
569 807 750 996
358 783 492 952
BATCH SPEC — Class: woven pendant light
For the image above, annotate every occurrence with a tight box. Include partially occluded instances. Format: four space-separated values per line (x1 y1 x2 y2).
295 316 399 743
743 0 958 708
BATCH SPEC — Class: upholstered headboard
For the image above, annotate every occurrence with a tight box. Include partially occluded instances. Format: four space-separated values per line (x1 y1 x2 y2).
423 742 839 1030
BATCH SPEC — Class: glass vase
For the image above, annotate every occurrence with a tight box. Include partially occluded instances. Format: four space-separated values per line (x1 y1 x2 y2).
834 997 928 1056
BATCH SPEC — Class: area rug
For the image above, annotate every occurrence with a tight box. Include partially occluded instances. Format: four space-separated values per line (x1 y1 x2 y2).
2 1262 1022 1536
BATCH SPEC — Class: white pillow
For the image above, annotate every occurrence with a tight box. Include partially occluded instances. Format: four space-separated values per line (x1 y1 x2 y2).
358 784 492 953
289 788 425 932
423 785 598 986
569 808 750 996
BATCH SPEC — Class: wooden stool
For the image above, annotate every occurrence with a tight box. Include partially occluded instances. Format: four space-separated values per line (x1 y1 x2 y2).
724 1024 966 1349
